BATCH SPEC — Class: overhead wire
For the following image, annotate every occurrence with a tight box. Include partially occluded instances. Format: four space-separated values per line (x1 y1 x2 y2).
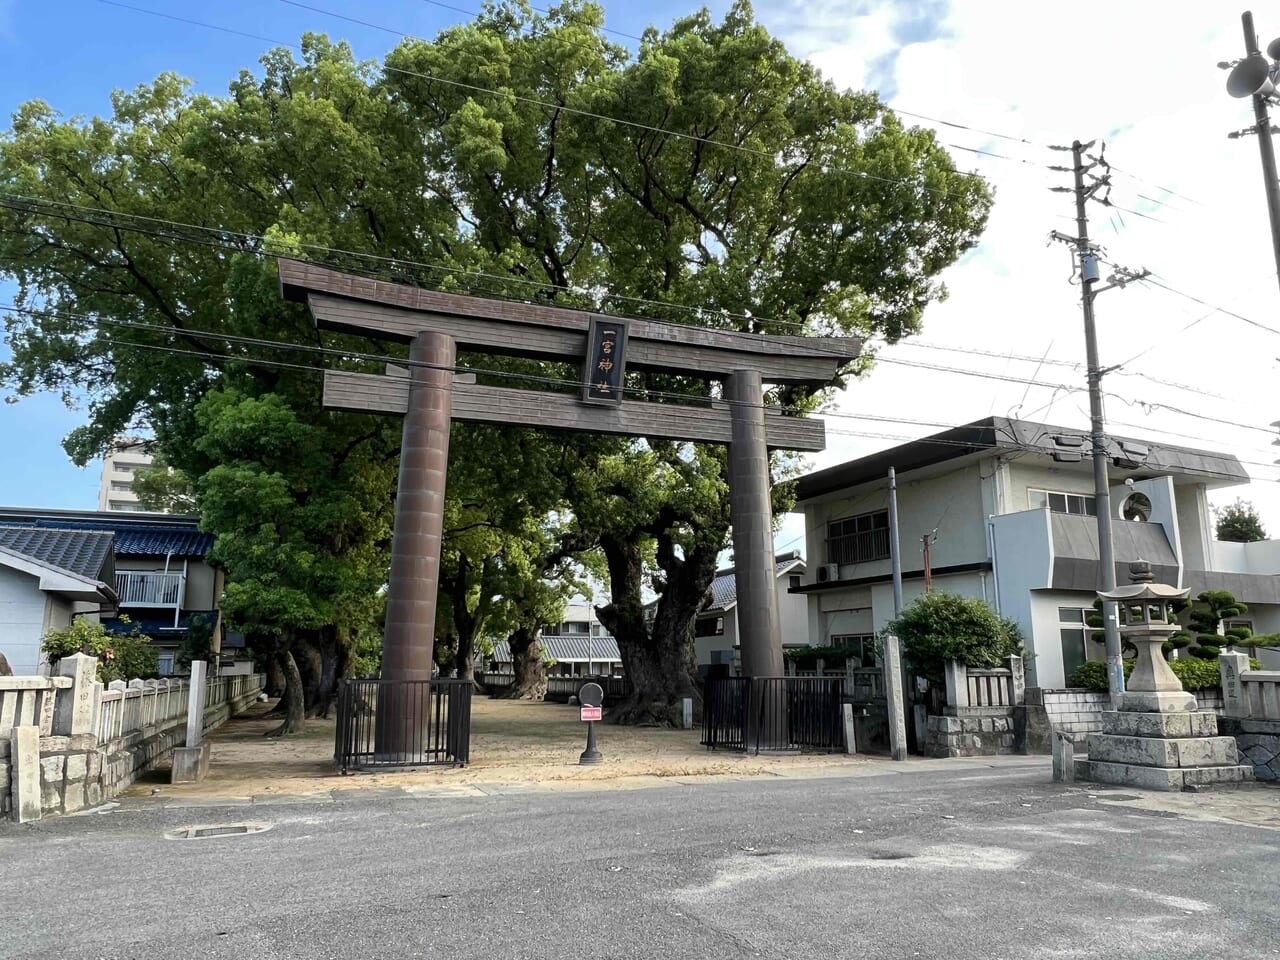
5 302 1277 480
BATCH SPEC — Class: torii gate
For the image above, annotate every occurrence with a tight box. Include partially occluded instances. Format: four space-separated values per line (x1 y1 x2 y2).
278 260 860 741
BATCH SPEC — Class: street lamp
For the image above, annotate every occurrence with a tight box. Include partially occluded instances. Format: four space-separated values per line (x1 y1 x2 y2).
1224 11 1280 293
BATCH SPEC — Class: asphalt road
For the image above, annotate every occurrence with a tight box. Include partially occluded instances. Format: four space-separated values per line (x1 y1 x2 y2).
2 763 1278 960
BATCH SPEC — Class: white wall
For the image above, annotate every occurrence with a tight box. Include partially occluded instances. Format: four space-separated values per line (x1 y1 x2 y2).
1027 589 1103 689
777 572 808 646
802 462 989 583
1005 461 1096 512
1176 483 1213 571
0 566 60 676
1212 538 1280 575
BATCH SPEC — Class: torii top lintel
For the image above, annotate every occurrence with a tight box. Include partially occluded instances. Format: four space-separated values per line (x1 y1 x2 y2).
278 260 861 387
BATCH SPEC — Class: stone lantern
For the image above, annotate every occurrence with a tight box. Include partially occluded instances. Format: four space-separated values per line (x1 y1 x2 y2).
1074 560 1253 790
1097 560 1194 714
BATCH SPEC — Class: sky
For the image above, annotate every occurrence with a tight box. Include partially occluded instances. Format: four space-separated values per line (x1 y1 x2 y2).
1 0 1278 558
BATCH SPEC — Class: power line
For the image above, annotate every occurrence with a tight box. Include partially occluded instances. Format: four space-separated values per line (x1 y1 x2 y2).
1143 274 1280 338
7 304 1274 482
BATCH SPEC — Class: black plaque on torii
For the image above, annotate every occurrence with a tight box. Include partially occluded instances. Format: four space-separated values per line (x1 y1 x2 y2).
278 260 861 748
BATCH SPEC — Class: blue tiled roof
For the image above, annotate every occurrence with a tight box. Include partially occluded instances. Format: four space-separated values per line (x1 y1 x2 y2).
0 526 114 582
490 635 620 663
0 516 212 558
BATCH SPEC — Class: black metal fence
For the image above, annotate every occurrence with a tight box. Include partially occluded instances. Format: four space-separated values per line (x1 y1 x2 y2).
702 676 845 754
335 678 472 774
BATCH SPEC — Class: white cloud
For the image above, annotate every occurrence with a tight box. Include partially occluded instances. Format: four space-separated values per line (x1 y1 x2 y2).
759 0 1280 545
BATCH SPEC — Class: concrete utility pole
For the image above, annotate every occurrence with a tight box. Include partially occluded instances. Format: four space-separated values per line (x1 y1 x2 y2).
1225 11 1280 292
1070 140 1125 699
883 467 908 761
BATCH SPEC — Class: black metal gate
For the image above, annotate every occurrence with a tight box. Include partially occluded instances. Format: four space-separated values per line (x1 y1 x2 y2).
702 676 845 754
335 678 472 773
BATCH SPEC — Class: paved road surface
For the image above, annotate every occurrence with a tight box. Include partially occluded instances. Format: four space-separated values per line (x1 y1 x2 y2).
2 762 1278 959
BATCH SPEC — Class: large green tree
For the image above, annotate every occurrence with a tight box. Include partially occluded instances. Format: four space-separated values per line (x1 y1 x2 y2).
0 2 990 728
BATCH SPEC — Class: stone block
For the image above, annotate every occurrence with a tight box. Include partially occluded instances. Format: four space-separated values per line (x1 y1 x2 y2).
1117 691 1197 714
1174 737 1240 768
41 777 63 812
936 717 962 734
1075 759 1184 791
85 781 103 807
1104 711 1219 739
53 652 99 736
1180 764 1253 787
64 753 88 783
86 751 101 779
170 742 211 784
62 781 86 814
39 755 64 784
9 726 40 823
1088 734 1241 768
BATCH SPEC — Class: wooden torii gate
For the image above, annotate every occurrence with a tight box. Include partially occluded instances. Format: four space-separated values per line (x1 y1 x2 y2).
279 260 860 743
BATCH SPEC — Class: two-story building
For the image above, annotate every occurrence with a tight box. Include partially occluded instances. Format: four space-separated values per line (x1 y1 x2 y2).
0 507 249 676
791 417 1279 689
693 551 808 675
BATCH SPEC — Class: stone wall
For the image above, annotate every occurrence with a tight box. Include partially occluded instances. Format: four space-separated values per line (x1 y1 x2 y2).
1219 717 1280 782
6 659 265 822
1021 688 1225 749
30 684 264 817
924 714 1015 757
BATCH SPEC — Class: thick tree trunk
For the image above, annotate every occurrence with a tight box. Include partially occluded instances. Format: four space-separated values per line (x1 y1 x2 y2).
455 632 476 682
595 532 715 726
265 648 306 737
500 626 548 700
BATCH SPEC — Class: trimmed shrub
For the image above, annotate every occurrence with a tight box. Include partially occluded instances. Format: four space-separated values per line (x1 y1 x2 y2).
1069 655 1261 692
884 592 1022 685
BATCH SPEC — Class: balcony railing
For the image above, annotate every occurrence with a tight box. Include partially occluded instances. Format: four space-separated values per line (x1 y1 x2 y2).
115 571 184 607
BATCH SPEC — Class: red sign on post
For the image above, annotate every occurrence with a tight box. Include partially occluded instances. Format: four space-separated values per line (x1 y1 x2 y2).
580 705 603 722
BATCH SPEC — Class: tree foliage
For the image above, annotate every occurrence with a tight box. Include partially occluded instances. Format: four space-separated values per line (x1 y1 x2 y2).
0 2 991 726
884 592 1023 685
1215 498 1267 543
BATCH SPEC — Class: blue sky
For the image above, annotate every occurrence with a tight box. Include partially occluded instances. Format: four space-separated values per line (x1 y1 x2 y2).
0 0 716 509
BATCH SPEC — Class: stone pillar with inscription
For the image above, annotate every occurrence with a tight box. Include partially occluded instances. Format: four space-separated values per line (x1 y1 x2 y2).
52 652 98 737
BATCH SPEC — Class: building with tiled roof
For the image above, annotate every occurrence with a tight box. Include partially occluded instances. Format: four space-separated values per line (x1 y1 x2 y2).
693 551 807 676
0 507 245 677
0 526 119 675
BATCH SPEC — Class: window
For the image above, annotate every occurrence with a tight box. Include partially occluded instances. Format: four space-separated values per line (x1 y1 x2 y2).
1029 489 1096 516
788 574 802 589
827 510 890 565
110 481 133 493
831 633 877 668
1057 607 1084 624
696 617 724 637
1060 629 1087 681
114 461 148 475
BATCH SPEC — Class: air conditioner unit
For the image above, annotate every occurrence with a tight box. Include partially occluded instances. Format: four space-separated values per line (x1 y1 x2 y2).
817 563 840 583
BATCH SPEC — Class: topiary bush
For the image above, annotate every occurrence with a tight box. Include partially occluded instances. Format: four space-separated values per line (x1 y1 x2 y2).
884 592 1022 685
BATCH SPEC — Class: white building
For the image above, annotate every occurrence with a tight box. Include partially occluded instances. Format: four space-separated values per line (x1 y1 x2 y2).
487 602 622 676
693 551 808 674
0 526 118 675
98 439 157 513
792 417 1280 690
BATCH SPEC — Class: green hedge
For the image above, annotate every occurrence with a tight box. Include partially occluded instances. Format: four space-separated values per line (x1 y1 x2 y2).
1068 655 1262 692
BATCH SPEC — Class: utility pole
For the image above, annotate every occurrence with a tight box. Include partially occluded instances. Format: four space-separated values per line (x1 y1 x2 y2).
1069 139 1125 700
1225 11 1280 292
884 467 908 761
888 467 904 616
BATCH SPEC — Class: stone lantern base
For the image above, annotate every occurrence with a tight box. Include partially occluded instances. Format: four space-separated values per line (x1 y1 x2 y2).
1074 705 1254 791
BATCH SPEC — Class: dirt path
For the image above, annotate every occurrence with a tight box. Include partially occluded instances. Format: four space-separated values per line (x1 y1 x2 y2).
125 696 871 801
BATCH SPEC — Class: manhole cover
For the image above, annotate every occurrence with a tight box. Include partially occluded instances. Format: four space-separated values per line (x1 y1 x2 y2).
166 822 273 840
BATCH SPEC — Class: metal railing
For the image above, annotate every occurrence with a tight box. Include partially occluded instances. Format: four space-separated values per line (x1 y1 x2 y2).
335 678 472 773
115 571 184 607
702 677 845 755
826 528 890 566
